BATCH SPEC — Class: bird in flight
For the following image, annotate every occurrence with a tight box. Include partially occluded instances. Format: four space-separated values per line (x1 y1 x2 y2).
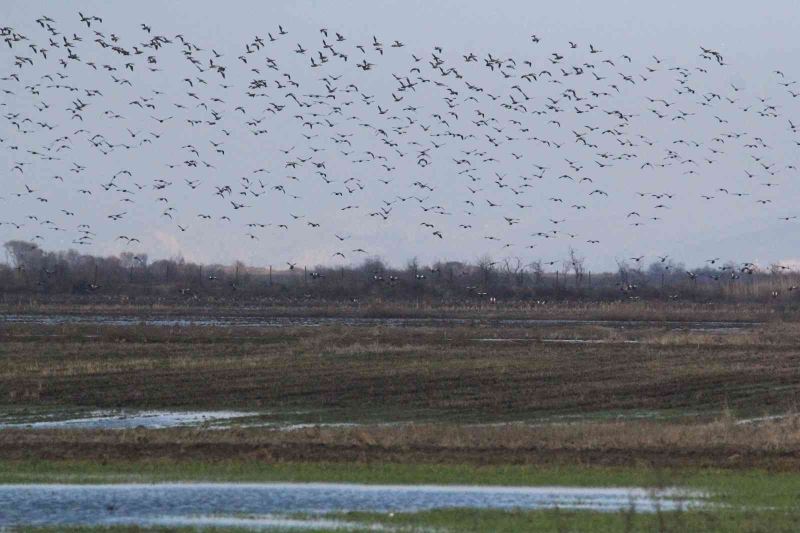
0 10 792 273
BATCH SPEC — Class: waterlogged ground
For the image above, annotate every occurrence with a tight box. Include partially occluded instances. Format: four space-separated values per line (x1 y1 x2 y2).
0 409 259 430
2 461 799 532
0 482 705 529
0 405 709 431
1 308 797 531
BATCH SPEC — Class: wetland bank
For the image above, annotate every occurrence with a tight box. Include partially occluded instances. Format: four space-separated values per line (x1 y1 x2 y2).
3 301 800 531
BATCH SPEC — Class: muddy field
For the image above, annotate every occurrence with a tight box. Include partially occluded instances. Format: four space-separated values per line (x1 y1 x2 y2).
1 315 797 415
1 304 800 469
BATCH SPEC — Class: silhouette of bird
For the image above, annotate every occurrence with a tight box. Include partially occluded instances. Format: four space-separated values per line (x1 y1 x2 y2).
0 11 793 275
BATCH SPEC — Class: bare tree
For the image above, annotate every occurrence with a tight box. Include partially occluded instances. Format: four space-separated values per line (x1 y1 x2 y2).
502 256 525 287
567 247 585 289
476 254 495 289
529 260 543 287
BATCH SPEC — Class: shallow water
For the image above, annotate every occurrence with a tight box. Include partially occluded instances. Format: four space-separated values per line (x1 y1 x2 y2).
473 338 642 344
0 483 705 527
111 515 390 530
541 338 641 344
0 409 257 430
0 313 756 331
736 414 792 425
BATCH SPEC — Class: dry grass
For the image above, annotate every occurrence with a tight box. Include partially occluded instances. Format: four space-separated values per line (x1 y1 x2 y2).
1 299 797 322
3 414 800 469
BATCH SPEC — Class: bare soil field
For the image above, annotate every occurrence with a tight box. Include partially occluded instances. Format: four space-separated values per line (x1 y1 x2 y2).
2 303 800 469
2 320 799 415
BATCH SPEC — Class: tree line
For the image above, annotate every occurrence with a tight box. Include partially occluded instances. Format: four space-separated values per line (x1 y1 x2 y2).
2 240 799 303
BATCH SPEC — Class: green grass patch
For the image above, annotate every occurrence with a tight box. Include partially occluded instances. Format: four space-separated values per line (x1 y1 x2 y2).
14 508 800 533
337 507 800 532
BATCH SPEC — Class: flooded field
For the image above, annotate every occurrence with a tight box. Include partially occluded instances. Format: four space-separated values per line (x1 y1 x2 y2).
0 482 705 528
0 306 796 531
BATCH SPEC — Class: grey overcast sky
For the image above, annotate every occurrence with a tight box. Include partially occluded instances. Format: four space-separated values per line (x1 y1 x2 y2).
2 1 800 271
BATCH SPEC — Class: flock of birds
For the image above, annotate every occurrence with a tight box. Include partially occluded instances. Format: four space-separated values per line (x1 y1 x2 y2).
2 11 799 278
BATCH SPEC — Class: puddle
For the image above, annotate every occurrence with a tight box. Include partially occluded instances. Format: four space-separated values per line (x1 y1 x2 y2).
736 414 792 425
541 338 640 344
0 483 706 527
0 410 258 430
266 422 364 431
109 515 391 531
472 338 532 342
473 338 641 344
